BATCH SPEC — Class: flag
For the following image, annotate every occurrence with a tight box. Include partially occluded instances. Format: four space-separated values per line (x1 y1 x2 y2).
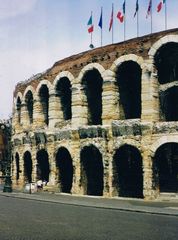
117 11 124 23
117 1 125 23
157 0 166 13
157 2 162 12
134 0 139 17
146 0 152 18
123 0 126 15
98 8 102 29
87 14 94 33
109 5 113 31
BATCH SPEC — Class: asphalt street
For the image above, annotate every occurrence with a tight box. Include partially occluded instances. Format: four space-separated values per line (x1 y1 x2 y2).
0 194 178 240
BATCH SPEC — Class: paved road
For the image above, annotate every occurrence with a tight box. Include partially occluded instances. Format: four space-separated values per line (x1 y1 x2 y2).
0 195 178 240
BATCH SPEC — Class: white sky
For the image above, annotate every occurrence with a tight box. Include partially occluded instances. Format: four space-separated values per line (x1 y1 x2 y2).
0 0 177 119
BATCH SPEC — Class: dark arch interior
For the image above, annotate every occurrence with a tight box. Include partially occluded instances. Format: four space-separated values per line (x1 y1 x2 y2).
39 85 49 125
15 153 20 180
154 143 178 193
113 145 143 198
155 42 178 84
82 69 103 125
56 77 72 120
37 150 50 182
159 86 178 121
24 151 32 183
25 90 33 123
116 61 142 119
80 145 103 196
16 97 22 124
56 147 73 193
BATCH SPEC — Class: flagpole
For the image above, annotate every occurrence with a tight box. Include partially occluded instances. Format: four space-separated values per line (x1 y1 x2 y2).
151 0 152 34
124 0 126 41
101 7 103 46
112 3 114 44
91 11 93 45
137 2 139 37
165 0 167 30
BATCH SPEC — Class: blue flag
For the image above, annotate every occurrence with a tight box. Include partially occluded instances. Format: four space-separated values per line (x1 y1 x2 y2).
98 8 103 29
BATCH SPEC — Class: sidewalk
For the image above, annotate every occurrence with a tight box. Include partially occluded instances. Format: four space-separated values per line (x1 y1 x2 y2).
0 190 178 217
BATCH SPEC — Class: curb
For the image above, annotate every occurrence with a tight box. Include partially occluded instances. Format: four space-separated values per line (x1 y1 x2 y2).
1 192 178 217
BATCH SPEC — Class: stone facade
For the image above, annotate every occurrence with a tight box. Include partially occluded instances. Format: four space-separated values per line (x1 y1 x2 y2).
11 29 178 199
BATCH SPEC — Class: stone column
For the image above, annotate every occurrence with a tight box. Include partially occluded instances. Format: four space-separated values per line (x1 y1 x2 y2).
72 83 88 127
141 64 159 121
33 97 45 129
102 71 119 125
71 138 82 194
12 107 21 134
142 150 158 200
31 149 37 182
20 101 30 129
48 89 63 128
18 152 25 187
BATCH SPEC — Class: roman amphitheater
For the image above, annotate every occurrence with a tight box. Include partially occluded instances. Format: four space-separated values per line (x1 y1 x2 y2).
11 28 178 200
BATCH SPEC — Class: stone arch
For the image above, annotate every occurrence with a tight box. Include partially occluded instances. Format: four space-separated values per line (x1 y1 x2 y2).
55 147 73 193
23 85 36 99
80 144 104 196
36 149 50 182
55 76 72 121
110 54 144 72
148 35 178 59
36 81 51 126
78 63 105 83
15 94 22 124
36 80 53 94
152 142 178 193
24 90 34 124
79 64 104 125
23 151 32 183
53 71 74 87
152 37 178 121
112 56 142 119
113 144 143 198
150 136 178 157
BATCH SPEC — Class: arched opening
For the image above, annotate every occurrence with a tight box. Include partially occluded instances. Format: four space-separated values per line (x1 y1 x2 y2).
155 42 178 121
116 61 142 119
153 143 178 193
82 69 103 125
80 145 103 196
24 151 32 183
36 149 50 182
113 145 143 198
56 147 73 193
39 85 49 125
16 97 22 124
25 90 33 124
56 77 72 120
15 153 20 180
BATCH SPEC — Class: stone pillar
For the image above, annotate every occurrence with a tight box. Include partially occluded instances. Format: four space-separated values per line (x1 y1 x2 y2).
18 153 25 187
12 106 22 134
33 97 45 129
102 71 119 125
142 151 158 200
31 150 37 182
20 101 30 129
71 138 82 194
102 153 110 197
48 89 63 128
141 64 159 121
72 83 88 127
48 153 56 186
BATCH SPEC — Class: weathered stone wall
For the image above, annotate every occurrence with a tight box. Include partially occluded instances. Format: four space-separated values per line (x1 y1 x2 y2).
11 29 178 199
